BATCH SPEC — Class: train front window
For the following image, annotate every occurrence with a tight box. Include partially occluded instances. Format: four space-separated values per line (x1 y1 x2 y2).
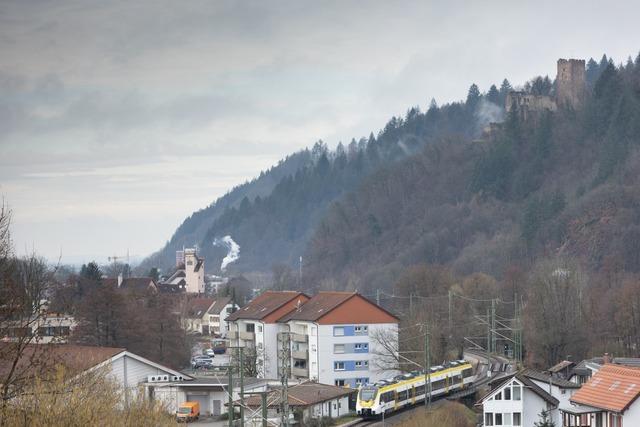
360 387 377 401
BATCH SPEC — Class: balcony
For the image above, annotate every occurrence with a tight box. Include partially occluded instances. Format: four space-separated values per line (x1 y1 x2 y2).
291 333 308 343
239 331 255 341
292 350 307 360
291 367 309 377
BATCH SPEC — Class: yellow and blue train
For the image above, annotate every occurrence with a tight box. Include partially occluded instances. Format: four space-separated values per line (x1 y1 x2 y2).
356 360 474 418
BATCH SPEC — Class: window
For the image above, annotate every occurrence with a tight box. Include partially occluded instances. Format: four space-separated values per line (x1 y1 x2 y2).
209 315 215 322
257 325 263 332
512 385 521 401
504 386 511 400
334 344 345 354
335 379 345 386
334 362 345 371
494 391 502 400
354 325 368 335
226 307 233 314
333 327 345 336
485 413 493 426
294 360 306 369
503 413 511 425
355 361 368 369
355 378 369 386
246 323 255 333
495 413 502 425
513 412 521 426
354 343 369 351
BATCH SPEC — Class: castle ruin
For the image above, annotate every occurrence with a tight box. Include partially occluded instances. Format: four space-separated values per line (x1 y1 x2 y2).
556 58 586 108
505 58 586 121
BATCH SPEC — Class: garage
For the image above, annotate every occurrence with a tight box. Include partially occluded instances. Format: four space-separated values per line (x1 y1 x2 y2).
186 392 210 415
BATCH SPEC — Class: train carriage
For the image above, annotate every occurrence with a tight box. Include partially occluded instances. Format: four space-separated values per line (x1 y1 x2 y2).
356 360 474 418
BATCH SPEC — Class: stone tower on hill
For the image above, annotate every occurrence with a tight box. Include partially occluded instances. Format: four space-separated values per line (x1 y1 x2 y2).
556 58 586 108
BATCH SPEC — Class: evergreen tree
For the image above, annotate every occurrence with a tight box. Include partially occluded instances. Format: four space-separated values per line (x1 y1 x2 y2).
80 262 102 282
466 83 481 111
585 57 600 85
534 409 556 427
499 79 513 105
487 84 500 105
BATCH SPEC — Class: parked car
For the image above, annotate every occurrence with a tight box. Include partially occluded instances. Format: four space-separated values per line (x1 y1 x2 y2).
191 356 213 368
193 359 214 369
203 348 215 357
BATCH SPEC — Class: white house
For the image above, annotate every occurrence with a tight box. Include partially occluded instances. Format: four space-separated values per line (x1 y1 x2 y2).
148 376 274 416
182 297 216 335
206 296 237 337
277 291 399 387
226 291 310 378
560 363 640 427
479 369 580 427
0 344 192 404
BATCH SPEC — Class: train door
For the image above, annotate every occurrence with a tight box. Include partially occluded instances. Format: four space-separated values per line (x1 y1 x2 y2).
411 385 415 404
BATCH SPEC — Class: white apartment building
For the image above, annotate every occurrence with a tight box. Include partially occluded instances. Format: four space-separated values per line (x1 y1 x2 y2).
278 292 399 388
226 291 310 378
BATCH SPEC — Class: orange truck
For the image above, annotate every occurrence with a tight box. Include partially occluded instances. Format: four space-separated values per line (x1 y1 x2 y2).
176 401 200 423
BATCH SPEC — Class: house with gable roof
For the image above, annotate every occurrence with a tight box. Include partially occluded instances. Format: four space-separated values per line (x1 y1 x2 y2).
479 369 580 427
561 363 640 427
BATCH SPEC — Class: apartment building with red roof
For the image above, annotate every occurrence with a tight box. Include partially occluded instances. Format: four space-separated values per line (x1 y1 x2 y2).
226 291 310 378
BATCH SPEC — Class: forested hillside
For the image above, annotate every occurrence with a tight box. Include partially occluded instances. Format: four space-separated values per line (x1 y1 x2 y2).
145 84 501 274
307 55 640 290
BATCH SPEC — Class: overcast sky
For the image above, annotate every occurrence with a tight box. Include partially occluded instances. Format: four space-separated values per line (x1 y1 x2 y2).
1 0 639 265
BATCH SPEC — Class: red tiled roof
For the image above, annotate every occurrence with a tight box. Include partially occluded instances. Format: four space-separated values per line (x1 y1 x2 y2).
571 364 640 412
226 291 307 321
277 292 356 322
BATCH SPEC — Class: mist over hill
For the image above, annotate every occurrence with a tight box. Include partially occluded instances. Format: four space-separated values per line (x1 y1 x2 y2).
142 54 640 292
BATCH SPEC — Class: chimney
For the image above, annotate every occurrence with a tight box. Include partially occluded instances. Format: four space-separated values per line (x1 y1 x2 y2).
603 353 611 364
117 273 123 288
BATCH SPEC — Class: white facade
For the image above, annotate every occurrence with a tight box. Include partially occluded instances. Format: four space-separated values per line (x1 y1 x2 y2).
207 302 237 337
283 321 397 387
483 378 542 427
184 249 205 294
481 375 581 427
229 319 280 379
150 379 271 416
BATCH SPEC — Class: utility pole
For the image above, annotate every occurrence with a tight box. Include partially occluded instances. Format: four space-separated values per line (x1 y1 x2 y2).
448 290 452 336
261 392 268 427
491 299 497 355
239 347 245 426
228 361 234 427
298 256 302 288
279 332 291 427
486 308 491 354
424 321 431 410
409 293 413 316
